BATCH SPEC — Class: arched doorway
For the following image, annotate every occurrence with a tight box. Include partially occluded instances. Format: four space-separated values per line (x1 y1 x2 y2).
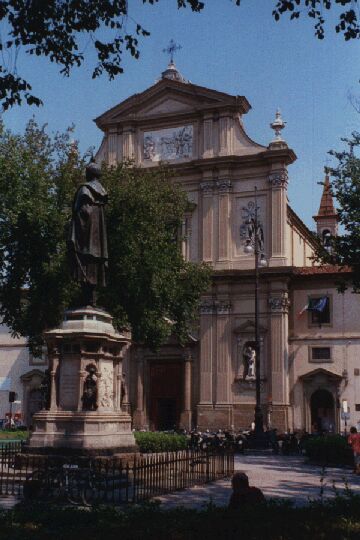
310 389 335 433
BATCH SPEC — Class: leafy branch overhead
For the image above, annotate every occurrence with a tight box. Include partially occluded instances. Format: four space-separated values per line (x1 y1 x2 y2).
0 0 355 111
273 0 360 40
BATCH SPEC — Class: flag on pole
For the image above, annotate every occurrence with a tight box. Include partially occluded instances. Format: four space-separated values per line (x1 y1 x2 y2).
308 297 328 312
297 303 309 319
297 297 328 318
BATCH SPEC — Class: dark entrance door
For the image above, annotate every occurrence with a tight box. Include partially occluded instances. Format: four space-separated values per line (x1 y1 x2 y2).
149 362 182 431
310 389 335 433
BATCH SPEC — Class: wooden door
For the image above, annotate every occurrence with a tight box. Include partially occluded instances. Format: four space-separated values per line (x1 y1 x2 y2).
149 362 182 431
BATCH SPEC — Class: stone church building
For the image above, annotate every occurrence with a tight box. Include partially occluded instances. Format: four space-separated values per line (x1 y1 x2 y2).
93 62 360 433
0 62 359 433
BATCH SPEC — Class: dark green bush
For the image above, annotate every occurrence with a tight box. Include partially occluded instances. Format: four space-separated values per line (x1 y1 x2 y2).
304 435 353 466
5 495 360 540
134 431 187 453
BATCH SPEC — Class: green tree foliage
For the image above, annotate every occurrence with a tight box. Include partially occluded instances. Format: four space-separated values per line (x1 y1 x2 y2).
0 120 210 354
322 135 360 292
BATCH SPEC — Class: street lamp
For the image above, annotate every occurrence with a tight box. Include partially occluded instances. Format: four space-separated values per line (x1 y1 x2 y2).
243 186 267 443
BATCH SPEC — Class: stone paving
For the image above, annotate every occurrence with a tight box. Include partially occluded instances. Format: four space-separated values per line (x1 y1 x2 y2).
155 453 360 509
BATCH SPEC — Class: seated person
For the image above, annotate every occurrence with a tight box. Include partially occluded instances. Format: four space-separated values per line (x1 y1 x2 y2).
228 472 265 509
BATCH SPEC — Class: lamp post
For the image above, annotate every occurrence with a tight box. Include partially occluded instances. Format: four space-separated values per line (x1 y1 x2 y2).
244 186 267 440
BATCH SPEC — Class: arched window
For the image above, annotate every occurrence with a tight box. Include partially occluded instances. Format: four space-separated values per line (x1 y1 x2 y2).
322 229 332 251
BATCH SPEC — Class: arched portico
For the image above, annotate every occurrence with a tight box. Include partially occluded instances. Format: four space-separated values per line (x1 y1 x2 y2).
310 388 335 433
20 369 46 428
300 368 343 433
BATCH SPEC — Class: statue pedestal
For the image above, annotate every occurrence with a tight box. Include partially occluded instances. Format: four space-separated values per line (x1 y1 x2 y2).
27 307 137 455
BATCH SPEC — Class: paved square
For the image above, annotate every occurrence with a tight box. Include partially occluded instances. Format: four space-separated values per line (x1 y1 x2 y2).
156 454 360 509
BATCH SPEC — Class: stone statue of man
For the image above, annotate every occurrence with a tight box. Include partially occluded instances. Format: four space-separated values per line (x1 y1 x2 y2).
68 161 108 305
243 345 256 380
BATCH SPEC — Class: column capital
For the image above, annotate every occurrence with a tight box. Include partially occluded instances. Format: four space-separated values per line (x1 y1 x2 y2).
200 180 215 194
216 300 232 315
268 170 288 189
216 179 232 193
182 348 193 362
200 300 216 314
268 292 290 313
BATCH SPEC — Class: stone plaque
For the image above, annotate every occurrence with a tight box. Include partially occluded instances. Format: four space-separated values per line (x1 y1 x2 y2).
60 358 79 410
143 125 193 162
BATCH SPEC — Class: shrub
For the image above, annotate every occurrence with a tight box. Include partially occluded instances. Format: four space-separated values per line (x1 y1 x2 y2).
0 430 28 440
304 435 353 466
134 431 187 453
5 495 360 540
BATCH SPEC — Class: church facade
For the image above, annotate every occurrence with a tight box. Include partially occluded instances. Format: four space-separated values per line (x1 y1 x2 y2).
0 63 359 434
94 62 360 434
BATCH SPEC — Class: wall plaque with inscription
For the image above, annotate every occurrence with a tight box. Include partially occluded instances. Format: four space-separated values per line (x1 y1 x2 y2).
143 125 193 162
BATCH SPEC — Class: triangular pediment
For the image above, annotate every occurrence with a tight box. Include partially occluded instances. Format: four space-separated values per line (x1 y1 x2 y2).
140 96 195 116
95 78 250 128
300 368 343 381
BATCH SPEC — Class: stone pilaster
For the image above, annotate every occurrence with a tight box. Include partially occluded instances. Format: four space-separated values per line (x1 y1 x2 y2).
219 114 233 156
200 177 215 263
122 127 135 160
107 129 118 166
215 300 232 405
203 113 213 158
268 290 290 430
180 349 193 430
133 350 145 428
216 179 232 262
198 300 216 405
268 169 288 266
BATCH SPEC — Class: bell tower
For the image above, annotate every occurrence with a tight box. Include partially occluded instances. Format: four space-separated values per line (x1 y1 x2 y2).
313 169 339 251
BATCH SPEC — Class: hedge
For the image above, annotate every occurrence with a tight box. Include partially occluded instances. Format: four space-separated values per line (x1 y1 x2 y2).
4 494 360 540
0 430 28 441
304 435 354 466
134 431 188 453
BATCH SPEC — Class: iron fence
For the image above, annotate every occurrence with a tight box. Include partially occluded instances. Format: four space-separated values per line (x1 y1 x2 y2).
0 442 234 505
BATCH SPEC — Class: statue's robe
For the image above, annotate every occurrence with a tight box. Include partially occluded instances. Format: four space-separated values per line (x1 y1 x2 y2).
69 179 108 287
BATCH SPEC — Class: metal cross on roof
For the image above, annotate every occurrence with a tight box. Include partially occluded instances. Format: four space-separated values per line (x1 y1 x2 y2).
163 39 182 64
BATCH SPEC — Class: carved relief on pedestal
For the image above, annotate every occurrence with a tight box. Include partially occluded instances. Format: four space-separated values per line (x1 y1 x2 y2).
82 363 98 411
98 362 114 409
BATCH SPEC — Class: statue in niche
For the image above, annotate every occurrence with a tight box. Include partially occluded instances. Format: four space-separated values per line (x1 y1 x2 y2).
82 364 98 411
240 201 265 252
68 160 108 306
243 345 256 380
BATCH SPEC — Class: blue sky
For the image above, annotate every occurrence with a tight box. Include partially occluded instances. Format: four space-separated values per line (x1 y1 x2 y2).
2 0 359 229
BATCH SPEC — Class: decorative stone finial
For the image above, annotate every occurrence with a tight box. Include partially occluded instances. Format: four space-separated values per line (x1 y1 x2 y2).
269 109 287 149
161 61 188 83
271 109 286 140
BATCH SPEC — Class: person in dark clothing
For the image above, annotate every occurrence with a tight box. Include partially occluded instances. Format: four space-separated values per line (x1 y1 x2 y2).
228 472 265 509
